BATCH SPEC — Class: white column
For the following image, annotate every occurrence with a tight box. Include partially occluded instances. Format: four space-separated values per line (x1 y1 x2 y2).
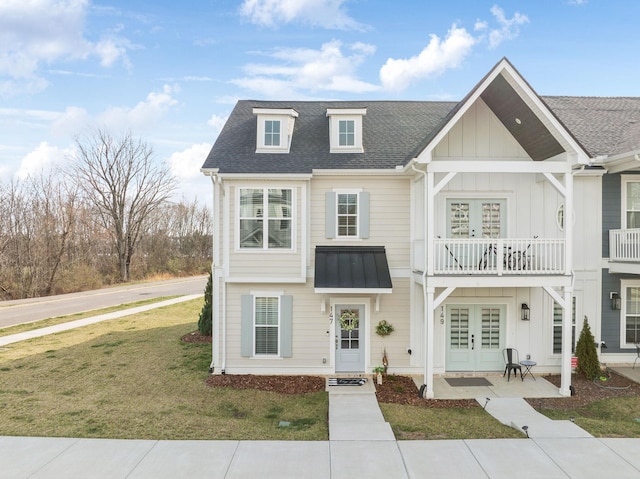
560 286 573 396
424 286 435 398
426 172 435 276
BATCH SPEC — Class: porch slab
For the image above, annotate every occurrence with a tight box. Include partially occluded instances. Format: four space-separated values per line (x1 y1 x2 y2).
414 374 563 400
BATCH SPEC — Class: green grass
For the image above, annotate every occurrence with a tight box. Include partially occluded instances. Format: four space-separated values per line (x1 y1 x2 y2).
537 397 640 438
0 296 180 338
380 403 524 440
0 299 328 440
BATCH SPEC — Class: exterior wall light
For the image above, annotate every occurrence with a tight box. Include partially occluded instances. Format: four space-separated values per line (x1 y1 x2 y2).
610 292 622 311
521 303 530 321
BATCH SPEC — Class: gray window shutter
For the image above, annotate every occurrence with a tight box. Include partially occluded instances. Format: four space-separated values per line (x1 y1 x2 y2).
325 192 336 238
360 191 370 239
280 295 293 358
241 295 253 357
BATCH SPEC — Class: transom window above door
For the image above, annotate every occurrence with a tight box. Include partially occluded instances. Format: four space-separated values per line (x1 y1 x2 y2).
447 199 506 238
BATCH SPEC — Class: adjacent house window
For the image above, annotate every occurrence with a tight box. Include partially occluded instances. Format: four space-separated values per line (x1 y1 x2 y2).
623 177 640 228
622 282 640 347
552 297 576 354
325 190 370 239
241 294 293 358
264 120 281 147
239 188 292 249
447 199 505 238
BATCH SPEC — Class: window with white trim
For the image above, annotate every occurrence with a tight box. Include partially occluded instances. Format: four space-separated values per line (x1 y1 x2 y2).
253 108 298 153
254 296 279 355
325 190 370 239
552 297 576 354
241 294 293 358
239 188 292 249
623 177 640 228
327 108 365 153
622 282 640 347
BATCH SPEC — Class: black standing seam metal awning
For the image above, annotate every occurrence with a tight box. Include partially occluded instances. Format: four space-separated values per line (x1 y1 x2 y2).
314 246 393 292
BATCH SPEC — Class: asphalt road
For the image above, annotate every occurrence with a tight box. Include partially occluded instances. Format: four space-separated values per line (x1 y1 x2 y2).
0 275 208 329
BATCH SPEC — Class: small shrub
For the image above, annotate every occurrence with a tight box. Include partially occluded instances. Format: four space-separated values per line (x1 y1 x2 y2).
575 316 600 380
197 271 212 336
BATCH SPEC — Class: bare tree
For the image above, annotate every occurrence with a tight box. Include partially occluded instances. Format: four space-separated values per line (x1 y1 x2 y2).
69 129 176 282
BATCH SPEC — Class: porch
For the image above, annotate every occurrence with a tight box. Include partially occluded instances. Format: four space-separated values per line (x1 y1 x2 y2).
414 373 563 400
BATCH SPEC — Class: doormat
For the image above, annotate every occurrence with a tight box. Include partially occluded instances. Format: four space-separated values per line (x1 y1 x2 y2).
328 378 367 386
445 377 493 387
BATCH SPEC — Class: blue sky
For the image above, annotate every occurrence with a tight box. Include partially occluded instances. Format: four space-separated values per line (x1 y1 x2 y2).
2 0 639 200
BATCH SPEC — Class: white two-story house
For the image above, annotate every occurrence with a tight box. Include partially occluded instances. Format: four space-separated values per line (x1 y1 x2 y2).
200 58 637 399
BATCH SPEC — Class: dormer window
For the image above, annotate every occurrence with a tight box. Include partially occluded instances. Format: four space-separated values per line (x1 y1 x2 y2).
327 108 366 153
253 108 298 154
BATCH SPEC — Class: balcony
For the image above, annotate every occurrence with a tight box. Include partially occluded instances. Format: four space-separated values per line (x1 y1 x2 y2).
609 229 640 274
432 237 566 275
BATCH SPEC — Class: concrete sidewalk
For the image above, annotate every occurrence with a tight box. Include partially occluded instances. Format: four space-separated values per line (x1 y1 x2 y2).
2 435 640 478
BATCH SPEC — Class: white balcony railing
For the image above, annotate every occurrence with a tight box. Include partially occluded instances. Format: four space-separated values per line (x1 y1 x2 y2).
433 237 566 275
610 229 640 262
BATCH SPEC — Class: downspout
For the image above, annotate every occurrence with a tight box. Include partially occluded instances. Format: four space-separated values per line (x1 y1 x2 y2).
207 172 225 374
411 160 430 395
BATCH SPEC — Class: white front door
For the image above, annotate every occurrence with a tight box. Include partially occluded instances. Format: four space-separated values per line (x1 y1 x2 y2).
446 305 505 371
335 304 365 372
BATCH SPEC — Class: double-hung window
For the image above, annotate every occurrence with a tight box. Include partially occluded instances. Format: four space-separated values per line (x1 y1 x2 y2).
622 282 640 347
325 190 370 239
239 188 292 249
241 294 293 358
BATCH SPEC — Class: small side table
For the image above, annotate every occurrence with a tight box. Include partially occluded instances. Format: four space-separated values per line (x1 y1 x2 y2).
520 360 537 381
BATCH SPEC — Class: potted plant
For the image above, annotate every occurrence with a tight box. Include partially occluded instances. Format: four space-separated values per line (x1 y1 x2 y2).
373 366 385 385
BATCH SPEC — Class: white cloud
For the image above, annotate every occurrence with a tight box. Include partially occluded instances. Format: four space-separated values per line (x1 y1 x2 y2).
233 40 378 97
169 143 212 181
51 106 91 137
240 0 366 31
15 141 74 179
208 114 228 134
98 84 179 131
380 25 476 92
487 5 529 49
0 0 132 96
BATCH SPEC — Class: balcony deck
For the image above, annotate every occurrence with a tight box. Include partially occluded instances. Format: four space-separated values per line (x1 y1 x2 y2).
609 229 640 274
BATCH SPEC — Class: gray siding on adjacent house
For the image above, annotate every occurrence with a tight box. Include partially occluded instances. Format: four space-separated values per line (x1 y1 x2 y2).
602 173 621 257
601 269 637 352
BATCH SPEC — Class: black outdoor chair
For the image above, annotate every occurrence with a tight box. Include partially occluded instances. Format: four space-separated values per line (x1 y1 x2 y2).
503 348 522 381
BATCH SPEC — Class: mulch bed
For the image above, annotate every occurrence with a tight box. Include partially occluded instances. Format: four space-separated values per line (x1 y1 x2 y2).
181 331 212 344
206 374 326 395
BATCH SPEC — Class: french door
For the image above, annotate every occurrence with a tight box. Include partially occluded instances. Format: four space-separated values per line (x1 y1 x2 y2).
446 305 505 371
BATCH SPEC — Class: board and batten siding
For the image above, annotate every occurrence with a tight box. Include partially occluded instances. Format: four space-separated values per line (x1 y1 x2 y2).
226 182 305 280
309 176 411 269
433 99 529 159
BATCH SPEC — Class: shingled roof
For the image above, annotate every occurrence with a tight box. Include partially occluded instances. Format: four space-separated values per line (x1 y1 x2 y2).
201 96 640 174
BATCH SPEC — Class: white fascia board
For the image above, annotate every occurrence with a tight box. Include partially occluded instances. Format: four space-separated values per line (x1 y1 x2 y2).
311 168 405 176
604 151 640 174
314 288 392 294
252 108 299 118
326 108 367 116
200 168 220 175
426 160 570 174
216 173 312 180
227 277 307 283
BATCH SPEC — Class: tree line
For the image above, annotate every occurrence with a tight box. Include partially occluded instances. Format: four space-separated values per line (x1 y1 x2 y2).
0 130 212 300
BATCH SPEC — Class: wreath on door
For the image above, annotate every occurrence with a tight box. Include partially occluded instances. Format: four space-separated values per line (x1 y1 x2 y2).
339 309 359 331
